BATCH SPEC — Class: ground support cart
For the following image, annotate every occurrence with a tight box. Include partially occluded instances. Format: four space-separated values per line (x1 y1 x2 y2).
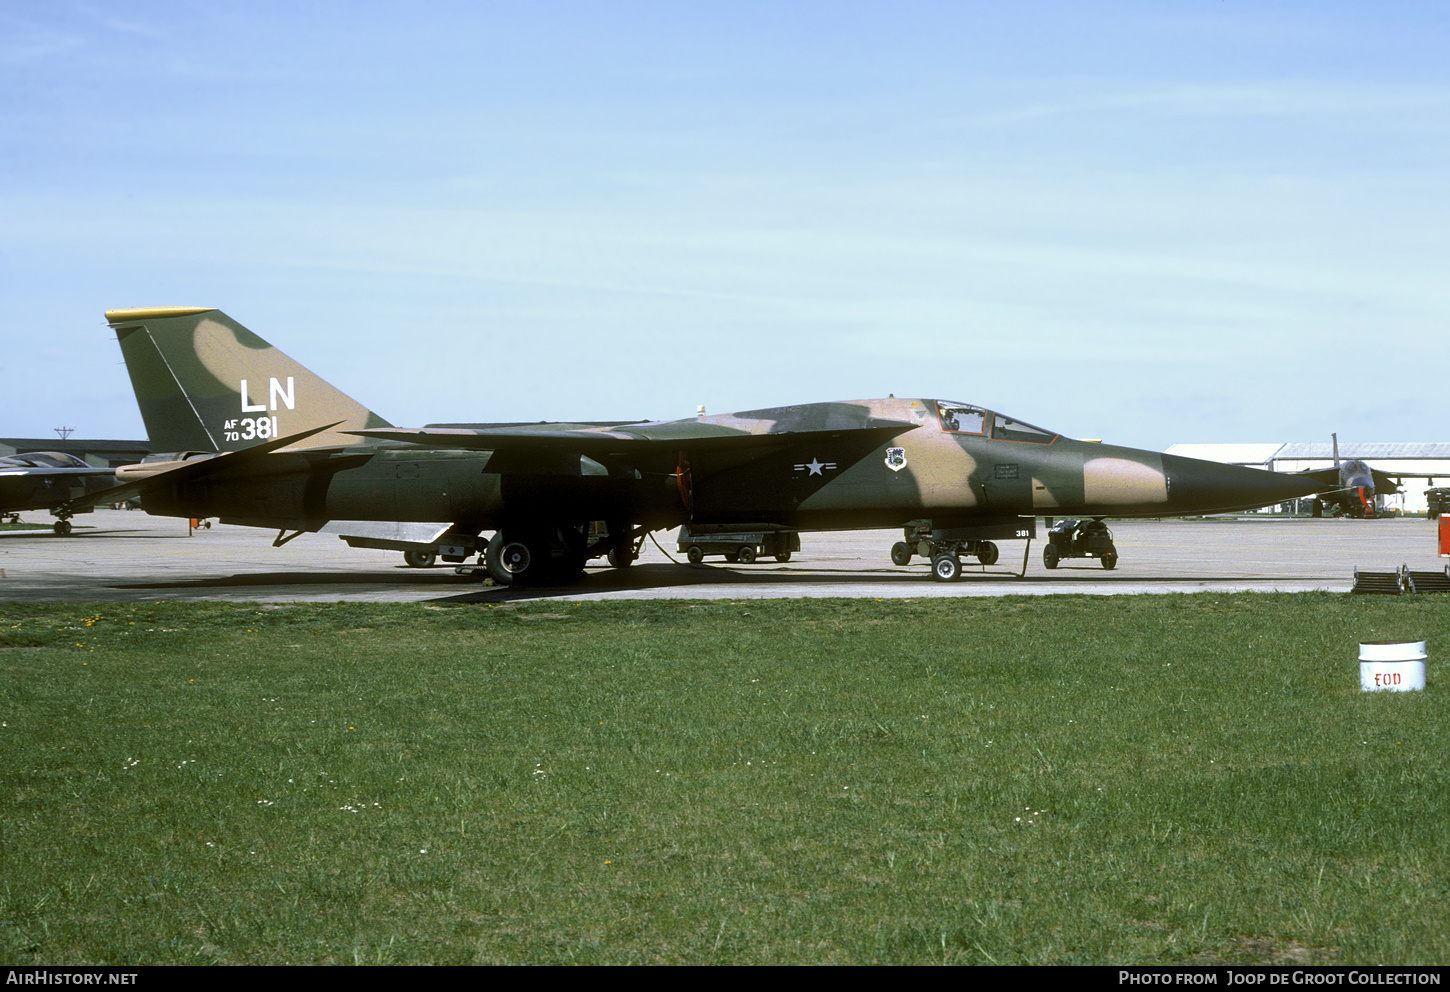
340 528 485 568
679 524 801 564
1043 518 1117 569
1427 488 1450 519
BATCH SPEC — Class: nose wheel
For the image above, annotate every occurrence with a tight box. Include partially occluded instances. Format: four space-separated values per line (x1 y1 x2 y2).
894 532 1012 581
931 555 962 582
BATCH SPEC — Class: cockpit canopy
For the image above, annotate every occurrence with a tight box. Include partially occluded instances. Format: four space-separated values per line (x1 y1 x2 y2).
0 451 91 469
934 401 1058 445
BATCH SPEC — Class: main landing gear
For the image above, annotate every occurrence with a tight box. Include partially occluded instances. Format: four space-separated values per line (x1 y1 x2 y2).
484 520 645 586
892 539 999 583
486 527 587 586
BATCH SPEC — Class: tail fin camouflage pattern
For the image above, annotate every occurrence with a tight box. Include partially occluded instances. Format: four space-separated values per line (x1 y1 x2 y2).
106 307 392 452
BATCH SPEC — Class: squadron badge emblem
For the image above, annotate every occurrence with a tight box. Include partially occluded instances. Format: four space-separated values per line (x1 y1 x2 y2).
885 447 907 472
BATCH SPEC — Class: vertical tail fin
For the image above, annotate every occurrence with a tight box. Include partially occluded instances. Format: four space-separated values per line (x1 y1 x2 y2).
105 307 392 452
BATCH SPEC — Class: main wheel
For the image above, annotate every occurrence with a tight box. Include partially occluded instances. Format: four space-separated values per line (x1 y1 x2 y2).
686 545 705 564
1043 544 1060 569
932 555 962 582
774 552 792 562
605 520 634 569
403 548 436 568
552 527 590 581
486 531 548 585
737 546 757 564
53 520 72 535
890 541 913 566
976 541 999 566
1101 552 1118 570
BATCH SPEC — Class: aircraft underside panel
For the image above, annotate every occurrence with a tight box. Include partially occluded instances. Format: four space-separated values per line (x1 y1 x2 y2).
323 463 499 522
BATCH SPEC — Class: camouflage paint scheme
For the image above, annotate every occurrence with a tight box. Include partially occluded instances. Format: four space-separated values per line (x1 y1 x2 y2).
0 452 116 531
82 307 1324 582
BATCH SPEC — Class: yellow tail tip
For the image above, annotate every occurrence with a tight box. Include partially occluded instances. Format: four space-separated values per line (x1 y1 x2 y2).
105 307 216 323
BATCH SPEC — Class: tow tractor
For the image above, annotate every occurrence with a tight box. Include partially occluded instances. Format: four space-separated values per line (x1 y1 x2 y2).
1042 518 1118 569
889 517 1035 582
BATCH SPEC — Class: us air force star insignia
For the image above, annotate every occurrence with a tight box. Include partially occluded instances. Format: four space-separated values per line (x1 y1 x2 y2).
793 457 837 476
885 447 907 472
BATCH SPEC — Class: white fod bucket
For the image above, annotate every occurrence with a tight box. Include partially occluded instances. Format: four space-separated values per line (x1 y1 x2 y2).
1359 641 1427 692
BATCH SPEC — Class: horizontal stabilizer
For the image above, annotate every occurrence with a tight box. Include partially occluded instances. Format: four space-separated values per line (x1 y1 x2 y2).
61 422 342 512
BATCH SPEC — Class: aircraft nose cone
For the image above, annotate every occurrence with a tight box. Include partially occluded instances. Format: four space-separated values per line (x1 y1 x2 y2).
1161 453 1326 514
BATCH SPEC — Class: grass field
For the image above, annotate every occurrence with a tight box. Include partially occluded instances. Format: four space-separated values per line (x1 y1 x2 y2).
1 594 1446 965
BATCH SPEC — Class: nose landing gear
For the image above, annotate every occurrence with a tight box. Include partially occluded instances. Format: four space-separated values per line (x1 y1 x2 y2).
931 554 961 582
890 519 1033 581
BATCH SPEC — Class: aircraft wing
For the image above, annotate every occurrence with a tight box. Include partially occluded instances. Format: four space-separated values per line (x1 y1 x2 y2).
346 420 919 457
1368 468 1404 495
1295 467 1402 495
1294 468 1343 491
0 465 118 514
60 422 342 512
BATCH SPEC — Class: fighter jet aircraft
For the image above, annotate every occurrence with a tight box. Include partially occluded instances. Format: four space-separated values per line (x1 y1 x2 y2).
0 451 116 532
73 307 1324 583
1298 435 1402 518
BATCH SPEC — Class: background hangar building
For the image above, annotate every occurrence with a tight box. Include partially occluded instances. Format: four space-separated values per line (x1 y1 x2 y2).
1165 442 1450 516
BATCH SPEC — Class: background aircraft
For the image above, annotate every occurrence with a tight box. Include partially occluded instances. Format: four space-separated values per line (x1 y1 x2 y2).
1297 434 1402 518
0 452 116 532
73 307 1324 584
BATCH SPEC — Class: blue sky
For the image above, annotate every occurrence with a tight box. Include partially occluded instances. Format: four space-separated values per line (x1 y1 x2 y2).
3 1 1446 450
